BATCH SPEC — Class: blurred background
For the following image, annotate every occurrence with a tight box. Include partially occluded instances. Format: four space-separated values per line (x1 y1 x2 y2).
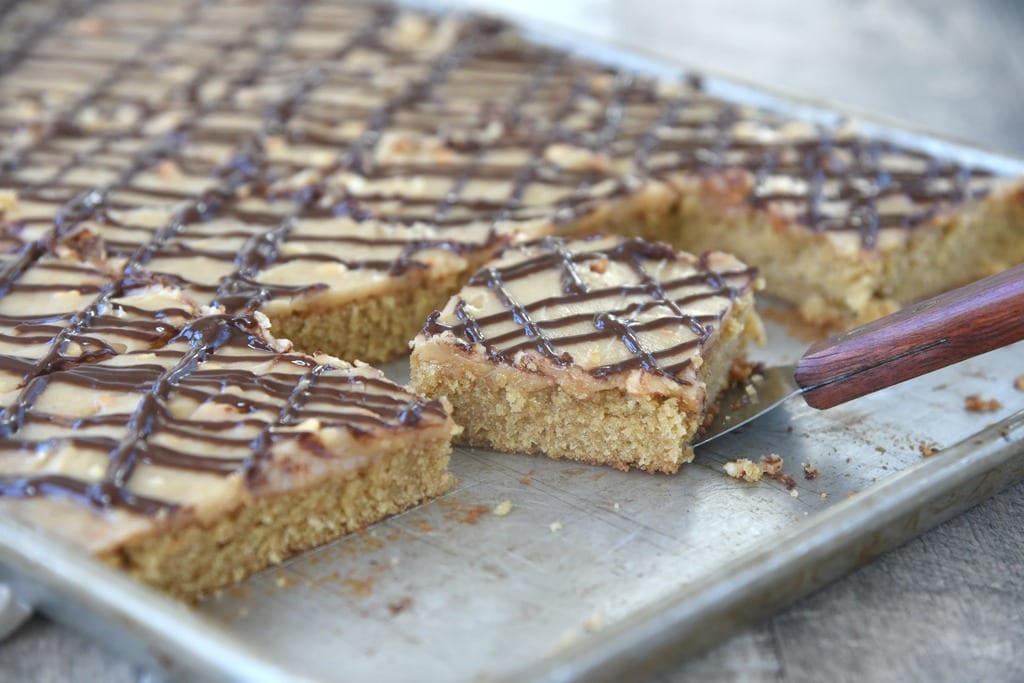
451 0 1024 155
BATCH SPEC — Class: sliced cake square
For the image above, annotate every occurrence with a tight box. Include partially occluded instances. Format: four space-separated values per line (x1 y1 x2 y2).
410 235 763 473
0 309 456 600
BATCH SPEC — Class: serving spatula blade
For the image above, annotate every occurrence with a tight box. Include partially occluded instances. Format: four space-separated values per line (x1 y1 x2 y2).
692 263 1024 448
692 365 799 446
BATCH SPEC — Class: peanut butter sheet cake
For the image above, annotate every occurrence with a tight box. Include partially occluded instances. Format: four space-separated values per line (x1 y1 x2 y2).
0 0 1020 596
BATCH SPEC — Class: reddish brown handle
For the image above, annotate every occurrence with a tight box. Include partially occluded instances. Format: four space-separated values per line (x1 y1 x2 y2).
795 263 1024 409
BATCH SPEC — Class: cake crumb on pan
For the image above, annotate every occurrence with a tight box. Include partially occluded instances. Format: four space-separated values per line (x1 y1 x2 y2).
723 458 763 482
550 629 579 654
583 613 606 632
388 597 414 616
965 394 1003 412
723 454 783 483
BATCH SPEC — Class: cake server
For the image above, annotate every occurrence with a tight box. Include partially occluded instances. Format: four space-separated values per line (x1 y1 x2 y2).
695 262 1024 446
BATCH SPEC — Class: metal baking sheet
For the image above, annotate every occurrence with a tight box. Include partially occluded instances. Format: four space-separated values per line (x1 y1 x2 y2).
2 5 1024 682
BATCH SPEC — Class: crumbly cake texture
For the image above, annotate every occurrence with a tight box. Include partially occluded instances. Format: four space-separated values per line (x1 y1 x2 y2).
410 235 764 473
0 0 1021 592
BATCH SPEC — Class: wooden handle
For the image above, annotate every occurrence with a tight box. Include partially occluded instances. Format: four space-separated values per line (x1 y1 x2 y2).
795 263 1024 409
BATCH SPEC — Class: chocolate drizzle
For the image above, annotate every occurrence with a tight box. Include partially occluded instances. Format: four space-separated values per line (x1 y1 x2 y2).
0 0 1007 517
0 314 447 515
423 235 757 382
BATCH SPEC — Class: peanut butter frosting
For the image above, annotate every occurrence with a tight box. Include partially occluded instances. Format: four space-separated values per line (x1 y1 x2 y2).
414 235 760 398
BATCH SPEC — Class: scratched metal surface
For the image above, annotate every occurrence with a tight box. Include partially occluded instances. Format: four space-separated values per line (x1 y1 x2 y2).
189 317 1024 683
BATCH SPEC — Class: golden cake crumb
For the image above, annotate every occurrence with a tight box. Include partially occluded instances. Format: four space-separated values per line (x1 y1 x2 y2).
919 442 939 457
492 500 513 517
549 521 563 533
965 394 1003 412
728 357 760 384
1014 375 1024 391
388 597 413 616
802 463 820 480
550 629 579 653
723 458 762 482
583 613 607 632
723 453 784 483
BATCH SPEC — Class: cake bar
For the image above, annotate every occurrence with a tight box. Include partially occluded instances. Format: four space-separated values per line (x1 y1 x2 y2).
410 235 763 473
0 295 455 600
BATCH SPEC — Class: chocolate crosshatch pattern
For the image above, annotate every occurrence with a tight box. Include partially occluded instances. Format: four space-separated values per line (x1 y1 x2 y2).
0 312 449 515
0 0 1005 515
421 235 758 382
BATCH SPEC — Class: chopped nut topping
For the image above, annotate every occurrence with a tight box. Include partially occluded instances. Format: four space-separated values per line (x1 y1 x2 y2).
156 160 182 179
74 17 106 35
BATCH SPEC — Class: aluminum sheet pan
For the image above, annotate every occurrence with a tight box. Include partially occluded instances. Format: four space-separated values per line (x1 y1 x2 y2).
2 320 1022 682
2 6 1024 682
194 330 1024 683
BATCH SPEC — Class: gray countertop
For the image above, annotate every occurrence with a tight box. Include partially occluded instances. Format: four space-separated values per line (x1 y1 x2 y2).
1 0 1022 681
